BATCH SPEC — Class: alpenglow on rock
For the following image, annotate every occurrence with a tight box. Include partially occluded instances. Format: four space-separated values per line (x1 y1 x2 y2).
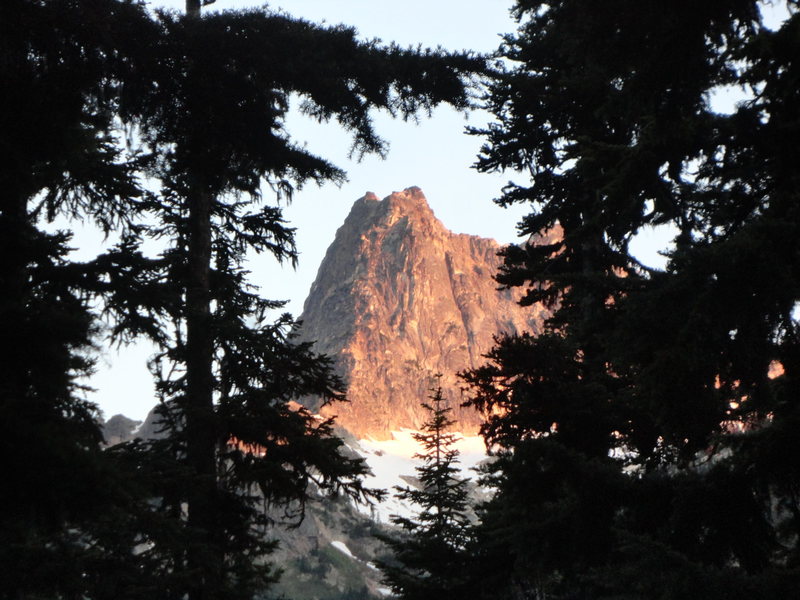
299 187 549 439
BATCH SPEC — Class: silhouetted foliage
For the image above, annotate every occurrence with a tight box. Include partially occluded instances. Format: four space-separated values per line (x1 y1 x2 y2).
2 0 484 597
464 1 800 598
0 1 159 597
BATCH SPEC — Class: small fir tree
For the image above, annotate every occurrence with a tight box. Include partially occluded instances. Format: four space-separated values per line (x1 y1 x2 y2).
379 377 472 600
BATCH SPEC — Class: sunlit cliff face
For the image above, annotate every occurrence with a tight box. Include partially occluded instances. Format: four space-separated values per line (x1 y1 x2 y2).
297 187 550 440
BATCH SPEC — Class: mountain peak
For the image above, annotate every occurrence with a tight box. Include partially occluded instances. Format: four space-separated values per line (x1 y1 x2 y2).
388 185 425 202
358 187 429 208
362 191 380 202
383 186 434 214
299 189 549 439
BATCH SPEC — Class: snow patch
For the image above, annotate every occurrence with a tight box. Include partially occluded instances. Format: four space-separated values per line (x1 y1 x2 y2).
330 540 354 558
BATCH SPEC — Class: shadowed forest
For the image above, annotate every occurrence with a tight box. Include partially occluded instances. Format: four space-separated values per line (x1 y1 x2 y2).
2 1 799 599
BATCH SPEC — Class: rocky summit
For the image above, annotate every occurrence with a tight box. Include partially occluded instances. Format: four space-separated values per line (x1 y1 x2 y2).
298 187 549 439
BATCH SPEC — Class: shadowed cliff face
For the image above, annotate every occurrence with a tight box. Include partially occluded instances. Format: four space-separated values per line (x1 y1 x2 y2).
299 187 549 439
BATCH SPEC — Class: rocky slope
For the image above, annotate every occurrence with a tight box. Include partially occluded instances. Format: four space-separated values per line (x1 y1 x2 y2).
101 414 142 446
299 187 549 439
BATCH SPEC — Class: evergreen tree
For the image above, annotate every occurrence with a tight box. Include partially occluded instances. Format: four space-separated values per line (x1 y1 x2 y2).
95 4 485 598
1 1 482 597
463 1 800 598
0 1 160 597
379 378 472 599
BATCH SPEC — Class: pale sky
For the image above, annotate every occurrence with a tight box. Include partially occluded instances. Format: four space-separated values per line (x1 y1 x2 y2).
82 0 756 421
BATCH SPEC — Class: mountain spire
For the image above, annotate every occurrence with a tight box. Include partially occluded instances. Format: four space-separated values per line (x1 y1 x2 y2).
299 188 549 439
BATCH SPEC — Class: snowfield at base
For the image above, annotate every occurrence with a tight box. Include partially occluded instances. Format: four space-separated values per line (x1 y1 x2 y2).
351 429 488 522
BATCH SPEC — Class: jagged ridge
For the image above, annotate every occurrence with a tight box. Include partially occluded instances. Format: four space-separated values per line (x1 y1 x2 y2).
299 187 548 439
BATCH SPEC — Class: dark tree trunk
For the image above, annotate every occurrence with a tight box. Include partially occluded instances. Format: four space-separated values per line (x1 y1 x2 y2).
184 181 220 600
183 3 220 597
0 189 29 402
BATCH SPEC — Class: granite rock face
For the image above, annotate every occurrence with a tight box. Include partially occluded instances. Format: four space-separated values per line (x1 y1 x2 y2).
299 187 548 439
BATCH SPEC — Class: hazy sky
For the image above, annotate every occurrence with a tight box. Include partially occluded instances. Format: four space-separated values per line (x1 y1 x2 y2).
86 0 770 421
